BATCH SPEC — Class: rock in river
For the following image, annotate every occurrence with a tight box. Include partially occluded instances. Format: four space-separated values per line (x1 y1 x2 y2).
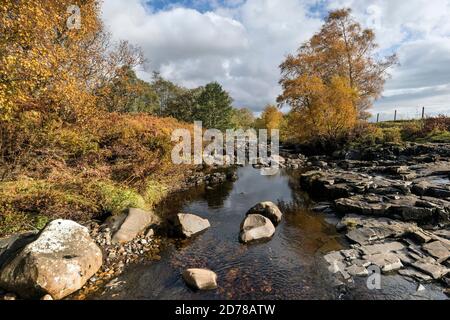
240 214 276 243
246 201 283 225
0 220 102 300
169 213 211 238
105 208 158 244
182 268 218 290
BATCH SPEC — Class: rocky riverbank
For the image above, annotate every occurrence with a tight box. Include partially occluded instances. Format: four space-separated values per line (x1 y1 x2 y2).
288 142 450 296
0 167 238 300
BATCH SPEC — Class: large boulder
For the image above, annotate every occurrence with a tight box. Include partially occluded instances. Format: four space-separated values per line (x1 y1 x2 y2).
182 268 218 290
168 213 210 238
240 214 275 243
0 231 38 270
0 220 102 300
105 208 158 244
246 201 282 225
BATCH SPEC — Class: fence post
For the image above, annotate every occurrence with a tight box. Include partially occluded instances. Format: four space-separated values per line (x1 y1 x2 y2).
422 107 425 119
394 110 397 122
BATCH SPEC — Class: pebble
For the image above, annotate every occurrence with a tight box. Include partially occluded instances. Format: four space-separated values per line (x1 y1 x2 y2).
3 293 17 301
417 284 426 292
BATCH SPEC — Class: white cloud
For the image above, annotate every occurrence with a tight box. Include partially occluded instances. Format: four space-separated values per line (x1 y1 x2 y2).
101 0 450 117
324 0 450 117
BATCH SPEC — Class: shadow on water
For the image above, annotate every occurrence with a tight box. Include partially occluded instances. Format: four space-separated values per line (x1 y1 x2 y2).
88 166 448 300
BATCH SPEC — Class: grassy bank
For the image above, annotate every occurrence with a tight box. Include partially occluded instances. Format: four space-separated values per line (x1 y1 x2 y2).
0 113 194 238
374 117 450 144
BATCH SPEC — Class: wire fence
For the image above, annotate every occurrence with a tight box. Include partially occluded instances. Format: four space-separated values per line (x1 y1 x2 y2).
370 107 450 123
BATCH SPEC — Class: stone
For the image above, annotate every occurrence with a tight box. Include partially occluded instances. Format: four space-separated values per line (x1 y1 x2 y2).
328 260 351 280
395 251 416 265
360 241 405 256
239 214 276 243
398 269 433 282
3 293 17 300
346 228 379 245
182 269 218 290
417 284 426 292
335 196 390 216
106 208 158 244
408 245 427 260
422 241 450 263
0 231 38 270
409 230 432 244
0 220 103 300
352 259 372 268
399 207 435 222
246 202 283 225
345 265 369 277
412 258 449 280
169 213 211 238
145 228 155 238
341 249 359 261
363 253 403 272
324 251 344 264
312 203 332 212
270 155 286 164
433 229 450 240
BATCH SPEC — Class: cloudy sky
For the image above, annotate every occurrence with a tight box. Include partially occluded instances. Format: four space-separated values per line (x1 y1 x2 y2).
101 0 450 120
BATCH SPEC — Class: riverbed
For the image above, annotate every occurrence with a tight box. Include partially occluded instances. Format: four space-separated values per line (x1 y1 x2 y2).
87 166 448 300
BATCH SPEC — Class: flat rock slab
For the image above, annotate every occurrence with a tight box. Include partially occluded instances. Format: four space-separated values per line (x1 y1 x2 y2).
182 269 218 290
398 268 433 282
412 258 450 280
422 241 450 263
360 241 405 256
345 264 369 277
346 227 380 245
246 202 283 225
240 214 275 243
324 251 344 265
0 220 102 299
409 230 433 244
170 213 211 238
363 253 403 272
432 229 450 240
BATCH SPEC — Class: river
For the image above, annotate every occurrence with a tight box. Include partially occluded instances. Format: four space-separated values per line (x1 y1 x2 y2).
87 166 448 300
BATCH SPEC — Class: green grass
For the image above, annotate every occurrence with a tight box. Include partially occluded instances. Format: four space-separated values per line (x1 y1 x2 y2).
0 178 174 237
417 130 450 143
375 120 450 143
95 181 148 215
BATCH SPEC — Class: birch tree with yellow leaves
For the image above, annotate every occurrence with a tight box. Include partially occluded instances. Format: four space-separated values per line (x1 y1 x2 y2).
0 0 142 164
278 8 397 145
0 0 142 120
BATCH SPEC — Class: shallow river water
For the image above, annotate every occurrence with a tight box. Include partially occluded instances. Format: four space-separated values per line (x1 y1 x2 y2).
89 166 448 300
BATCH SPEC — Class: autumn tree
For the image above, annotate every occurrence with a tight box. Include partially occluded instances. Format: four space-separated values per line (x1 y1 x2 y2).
278 8 397 120
231 108 255 130
282 76 358 143
97 66 159 114
256 105 284 135
0 0 143 168
0 0 142 121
